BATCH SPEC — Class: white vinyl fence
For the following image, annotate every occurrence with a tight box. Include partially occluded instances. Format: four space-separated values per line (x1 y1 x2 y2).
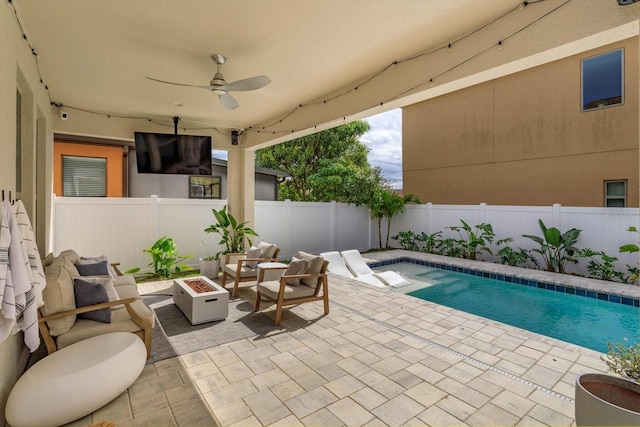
51 197 639 277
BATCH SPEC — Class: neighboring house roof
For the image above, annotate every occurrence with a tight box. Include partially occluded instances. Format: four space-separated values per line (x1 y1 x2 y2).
212 158 289 178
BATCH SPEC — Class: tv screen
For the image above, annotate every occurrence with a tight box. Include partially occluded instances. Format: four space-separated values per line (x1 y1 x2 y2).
134 132 212 175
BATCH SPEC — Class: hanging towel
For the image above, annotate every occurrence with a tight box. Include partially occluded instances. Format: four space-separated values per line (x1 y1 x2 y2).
0 200 40 351
14 200 46 307
0 201 15 342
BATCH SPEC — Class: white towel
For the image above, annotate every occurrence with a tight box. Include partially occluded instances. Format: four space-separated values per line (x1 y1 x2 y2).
0 200 40 351
14 200 46 307
0 200 15 341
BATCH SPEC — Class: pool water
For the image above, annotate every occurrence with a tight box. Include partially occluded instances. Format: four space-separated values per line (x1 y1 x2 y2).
376 263 639 353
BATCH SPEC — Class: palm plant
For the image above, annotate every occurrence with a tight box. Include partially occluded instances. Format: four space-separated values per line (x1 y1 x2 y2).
204 205 259 257
447 219 495 260
368 189 420 249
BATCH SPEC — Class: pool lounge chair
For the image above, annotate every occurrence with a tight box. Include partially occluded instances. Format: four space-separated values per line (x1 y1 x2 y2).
320 251 388 287
340 249 411 287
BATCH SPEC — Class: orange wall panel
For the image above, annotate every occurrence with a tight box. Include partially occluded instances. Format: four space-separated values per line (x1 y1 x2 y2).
53 141 123 197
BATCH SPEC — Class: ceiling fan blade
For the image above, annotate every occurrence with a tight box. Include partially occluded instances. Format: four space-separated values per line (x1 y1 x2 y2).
145 76 211 90
219 75 271 92
219 93 239 110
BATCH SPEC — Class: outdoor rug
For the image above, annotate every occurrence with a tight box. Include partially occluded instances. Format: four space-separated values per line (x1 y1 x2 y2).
143 293 283 364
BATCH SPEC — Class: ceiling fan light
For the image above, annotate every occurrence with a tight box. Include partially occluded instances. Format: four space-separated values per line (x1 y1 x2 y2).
213 89 226 96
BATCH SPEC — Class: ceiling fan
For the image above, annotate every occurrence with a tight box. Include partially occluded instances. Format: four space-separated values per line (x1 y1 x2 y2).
146 54 270 110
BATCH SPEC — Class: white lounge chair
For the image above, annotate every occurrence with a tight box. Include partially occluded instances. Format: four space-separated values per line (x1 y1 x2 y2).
319 251 355 278
340 249 411 287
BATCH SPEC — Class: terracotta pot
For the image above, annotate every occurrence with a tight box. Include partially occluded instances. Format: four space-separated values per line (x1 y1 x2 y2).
575 373 640 426
199 258 220 279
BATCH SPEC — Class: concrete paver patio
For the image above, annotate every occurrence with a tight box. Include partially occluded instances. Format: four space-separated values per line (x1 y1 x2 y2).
64 250 624 426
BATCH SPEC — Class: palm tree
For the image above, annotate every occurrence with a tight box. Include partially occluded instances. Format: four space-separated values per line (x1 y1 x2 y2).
368 189 420 249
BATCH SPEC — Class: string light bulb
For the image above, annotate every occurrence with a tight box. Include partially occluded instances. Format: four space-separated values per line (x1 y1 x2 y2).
498 40 503 51
448 43 452 53
520 1 528 10
429 79 434 88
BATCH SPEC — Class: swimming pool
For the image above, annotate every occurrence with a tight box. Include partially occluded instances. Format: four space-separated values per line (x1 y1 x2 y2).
372 260 639 353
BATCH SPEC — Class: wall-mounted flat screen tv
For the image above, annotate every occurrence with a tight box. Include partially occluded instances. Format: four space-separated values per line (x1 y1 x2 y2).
134 132 212 175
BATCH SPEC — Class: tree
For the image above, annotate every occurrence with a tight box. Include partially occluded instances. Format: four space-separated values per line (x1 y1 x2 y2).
368 189 420 249
255 121 383 204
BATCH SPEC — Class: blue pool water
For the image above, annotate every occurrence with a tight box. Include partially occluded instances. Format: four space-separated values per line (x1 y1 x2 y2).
385 264 639 353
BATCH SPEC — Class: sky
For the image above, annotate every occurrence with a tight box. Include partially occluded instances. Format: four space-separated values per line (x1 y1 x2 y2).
361 108 403 189
213 107 403 189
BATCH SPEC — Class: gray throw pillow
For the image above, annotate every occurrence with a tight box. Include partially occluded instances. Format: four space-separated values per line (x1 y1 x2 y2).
75 260 110 277
73 278 111 323
245 246 262 269
284 257 309 287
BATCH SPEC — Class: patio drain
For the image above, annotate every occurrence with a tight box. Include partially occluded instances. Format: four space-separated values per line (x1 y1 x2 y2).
332 301 575 404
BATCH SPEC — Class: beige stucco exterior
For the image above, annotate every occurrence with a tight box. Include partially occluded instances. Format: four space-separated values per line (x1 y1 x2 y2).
403 39 639 207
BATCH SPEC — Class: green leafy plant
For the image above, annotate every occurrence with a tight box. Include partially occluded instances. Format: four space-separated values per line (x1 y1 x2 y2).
416 231 443 254
126 236 192 279
392 231 419 251
438 237 466 259
576 248 625 282
446 220 495 260
496 237 539 268
606 339 640 382
523 219 581 273
204 205 259 256
625 266 639 285
619 226 639 254
368 190 420 249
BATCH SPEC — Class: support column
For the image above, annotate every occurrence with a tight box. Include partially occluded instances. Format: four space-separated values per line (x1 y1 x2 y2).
226 144 256 231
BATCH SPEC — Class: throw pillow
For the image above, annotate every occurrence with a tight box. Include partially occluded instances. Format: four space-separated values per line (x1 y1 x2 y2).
284 257 309 287
245 246 262 269
75 260 110 277
79 276 122 309
258 241 277 259
79 255 118 279
73 278 111 323
297 251 324 287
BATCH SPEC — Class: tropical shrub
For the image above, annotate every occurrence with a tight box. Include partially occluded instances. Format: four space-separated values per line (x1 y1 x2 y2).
496 238 539 268
523 219 581 273
576 248 625 282
126 236 193 279
446 220 495 260
392 231 420 251
204 205 259 257
416 231 443 254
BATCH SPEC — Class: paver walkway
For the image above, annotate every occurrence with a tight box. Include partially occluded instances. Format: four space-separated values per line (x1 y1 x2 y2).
66 250 624 426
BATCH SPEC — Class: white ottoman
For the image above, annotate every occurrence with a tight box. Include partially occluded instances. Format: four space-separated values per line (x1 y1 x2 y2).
6 332 146 427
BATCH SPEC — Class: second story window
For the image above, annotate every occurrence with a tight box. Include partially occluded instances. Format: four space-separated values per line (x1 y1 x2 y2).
582 49 623 111
63 155 107 197
604 180 626 207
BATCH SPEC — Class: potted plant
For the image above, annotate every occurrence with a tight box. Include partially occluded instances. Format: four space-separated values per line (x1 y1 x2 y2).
575 340 640 426
198 240 220 279
204 205 259 258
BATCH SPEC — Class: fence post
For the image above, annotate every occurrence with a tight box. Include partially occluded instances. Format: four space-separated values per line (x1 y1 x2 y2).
480 202 487 223
150 195 160 240
425 202 432 234
331 201 337 251
552 203 562 229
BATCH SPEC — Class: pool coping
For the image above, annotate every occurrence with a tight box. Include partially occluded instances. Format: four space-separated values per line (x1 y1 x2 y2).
364 250 640 308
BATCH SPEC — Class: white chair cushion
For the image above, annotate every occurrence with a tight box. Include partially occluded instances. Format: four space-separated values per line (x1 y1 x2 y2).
258 241 277 259
297 251 323 287
257 280 316 301
224 264 257 278
245 246 262 269
283 257 309 287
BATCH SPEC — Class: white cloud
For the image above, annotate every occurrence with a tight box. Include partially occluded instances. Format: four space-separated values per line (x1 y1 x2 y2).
361 108 403 189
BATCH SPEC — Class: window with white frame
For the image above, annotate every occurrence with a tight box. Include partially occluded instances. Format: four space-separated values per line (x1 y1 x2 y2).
582 49 623 111
62 156 107 196
604 180 626 207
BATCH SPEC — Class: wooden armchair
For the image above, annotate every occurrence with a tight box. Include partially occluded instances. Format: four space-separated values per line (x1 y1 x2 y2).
221 242 280 297
38 297 153 359
254 259 329 325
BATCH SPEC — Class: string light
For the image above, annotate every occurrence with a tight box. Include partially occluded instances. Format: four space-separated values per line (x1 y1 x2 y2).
32 0 567 136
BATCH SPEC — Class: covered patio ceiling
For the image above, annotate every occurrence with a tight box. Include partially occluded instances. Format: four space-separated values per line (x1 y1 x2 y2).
12 0 640 149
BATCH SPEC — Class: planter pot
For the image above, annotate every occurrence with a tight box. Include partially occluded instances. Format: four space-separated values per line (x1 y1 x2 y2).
575 373 640 426
198 258 220 280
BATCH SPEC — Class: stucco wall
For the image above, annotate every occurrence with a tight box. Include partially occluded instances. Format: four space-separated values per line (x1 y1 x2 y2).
403 38 639 207
0 2 54 424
